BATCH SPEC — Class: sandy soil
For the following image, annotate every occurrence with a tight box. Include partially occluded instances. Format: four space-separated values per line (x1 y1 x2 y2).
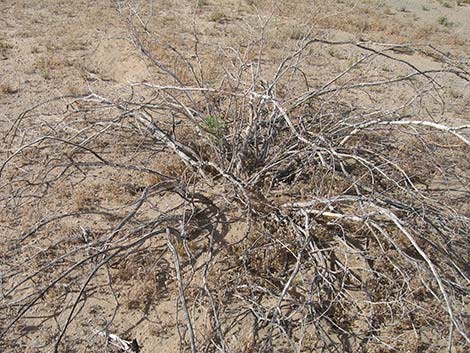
1 1 469 352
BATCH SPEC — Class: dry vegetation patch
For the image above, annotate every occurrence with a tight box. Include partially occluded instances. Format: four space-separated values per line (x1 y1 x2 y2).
1 1 469 352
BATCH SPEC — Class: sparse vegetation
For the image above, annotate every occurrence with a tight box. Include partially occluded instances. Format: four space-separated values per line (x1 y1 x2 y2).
0 40 13 50
383 5 394 15
438 15 453 27
1 1 469 353
0 37 14 58
289 26 309 40
0 82 18 94
203 114 226 139
208 11 226 23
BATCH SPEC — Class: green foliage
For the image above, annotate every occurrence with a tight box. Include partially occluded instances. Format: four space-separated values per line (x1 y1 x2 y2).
438 16 452 27
203 114 226 146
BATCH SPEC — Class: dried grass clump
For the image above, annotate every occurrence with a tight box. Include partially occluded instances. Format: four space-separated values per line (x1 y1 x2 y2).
1 1 469 353
0 82 18 95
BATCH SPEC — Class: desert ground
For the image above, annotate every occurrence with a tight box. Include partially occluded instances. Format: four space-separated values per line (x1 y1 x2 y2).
1 1 469 352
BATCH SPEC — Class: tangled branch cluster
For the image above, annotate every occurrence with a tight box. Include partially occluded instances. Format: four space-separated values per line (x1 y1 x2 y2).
1 2 469 352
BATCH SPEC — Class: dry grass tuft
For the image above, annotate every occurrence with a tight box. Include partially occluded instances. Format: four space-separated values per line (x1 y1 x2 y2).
0 82 18 94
